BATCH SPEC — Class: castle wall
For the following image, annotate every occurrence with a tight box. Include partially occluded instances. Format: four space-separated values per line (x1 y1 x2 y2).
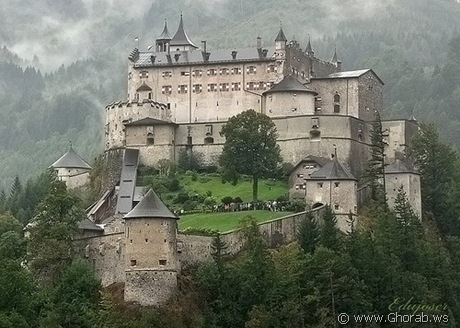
385 172 422 218
358 71 384 122
101 148 123 194
264 92 315 117
305 180 357 214
56 168 90 189
125 270 177 306
128 61 282 124
382 120 418 162
125 218 179 270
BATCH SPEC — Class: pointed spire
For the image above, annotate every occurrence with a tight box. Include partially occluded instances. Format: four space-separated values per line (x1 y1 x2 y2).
157 19 172 40
305 35 314 55
275 23 287 42
170 14 197 49
331 47 338 63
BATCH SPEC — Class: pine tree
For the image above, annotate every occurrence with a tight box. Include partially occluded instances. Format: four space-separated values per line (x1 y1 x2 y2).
297 210 319 254
364 110 387 204
319 205 341 251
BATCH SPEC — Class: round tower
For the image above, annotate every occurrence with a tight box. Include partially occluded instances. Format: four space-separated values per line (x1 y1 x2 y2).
123 189 180 306
49 144 92 189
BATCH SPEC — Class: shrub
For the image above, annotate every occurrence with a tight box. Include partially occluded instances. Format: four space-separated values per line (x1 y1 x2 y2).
234 196 243 203
191 172 198 181
199 176 212 183
183 200 198 211
286 199 306 213
206 190 212 197
277 194 289 202
190 193 206 203
221 196 234 205
175 192 190 204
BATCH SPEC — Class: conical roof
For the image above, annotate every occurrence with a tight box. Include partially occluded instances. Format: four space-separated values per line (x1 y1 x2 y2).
157 20 172 40
305 37 313 54
124 189 178 219
50 146 92 170
263 75 317 94
275 26 287 42
170 14 197 48
309 158 356 180
331 47 338 63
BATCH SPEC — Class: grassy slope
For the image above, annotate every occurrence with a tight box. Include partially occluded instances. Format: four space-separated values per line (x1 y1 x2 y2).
178 210 293 232
181 175 288 202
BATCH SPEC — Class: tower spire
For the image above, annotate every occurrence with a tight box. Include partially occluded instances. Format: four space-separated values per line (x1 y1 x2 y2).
170 14 198 50
275 22 287 42
331 46 338 63
305 35 314 56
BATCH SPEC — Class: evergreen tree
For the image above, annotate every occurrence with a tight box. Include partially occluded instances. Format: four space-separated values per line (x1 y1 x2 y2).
297 210 319 254
319 205 341 251
363 110 387 204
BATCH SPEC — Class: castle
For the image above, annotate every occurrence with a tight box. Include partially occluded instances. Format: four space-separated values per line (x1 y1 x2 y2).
56 15 422 306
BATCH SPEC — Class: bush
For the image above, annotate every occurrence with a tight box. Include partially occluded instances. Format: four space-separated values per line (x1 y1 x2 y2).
183 200 198 211
277 194 289 202
234 196 243 203
206 190 212 197
199 176 212 183
221 196 234 205
174 192 190 204
191 172 198 181
286 199 306 213
167 178 181 192
190 193 206 203
177 149 204 172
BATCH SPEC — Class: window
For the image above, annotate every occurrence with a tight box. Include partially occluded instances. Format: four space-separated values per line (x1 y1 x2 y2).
232 82 241 91
258 82 266 90
148 92 152 100
205 125 212 136
178 85 188 94
162 71 172 77
334 204 340 210
204 136 214 144
181 71 190 76
266 82 274 89
187 136 192 144
145 238 149 243
232 67 242 75
220 83 229 91
207 68 218 76
297 174 304 178
128 72 132 80
295 184 306 190
312 117 319 128
192 84 202 93
139 71 148 78
159 260 167 266
334 104 340 113
303 164 316 169
220 68 229 75
192 70 202 77
334 182 340 187
130 260 137 266
317 182 323 188
267 65 277 73
246 82 257 90
162 85 172 94
146 126 154 135
334 93 340 113
208 83 218 92
247 66 257 74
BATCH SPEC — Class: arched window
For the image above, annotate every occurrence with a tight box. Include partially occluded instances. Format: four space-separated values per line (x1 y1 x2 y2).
334 104 340 113
204 136 214 144
334 94 340 103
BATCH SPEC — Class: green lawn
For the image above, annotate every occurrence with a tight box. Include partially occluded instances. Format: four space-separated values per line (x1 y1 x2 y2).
178 210 294 232
181 175 288 202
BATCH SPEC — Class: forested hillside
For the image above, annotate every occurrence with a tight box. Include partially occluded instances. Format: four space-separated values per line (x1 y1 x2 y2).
2 0 460 188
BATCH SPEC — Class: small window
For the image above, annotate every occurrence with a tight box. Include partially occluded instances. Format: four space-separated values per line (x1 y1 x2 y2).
130 259 137 266
334 204 339 210
159 259 167 266
139 71 149 78
318 182 323 188
297 174 304 178
205 125 212 136
187 136 192 144
192 84 202 93
220 68 229 75
208 83 218 92
181 71 190 76
162 85 172 95
178 85 188 94
192 70 202 77
232 67 242 75
207 69 218 76
204 136 214 144
267 65 277 73
334 94 340 103
247 66 257 74
334 104 340 113
148 92 152 99
334 182 340 187
162 71 172 77
220 83 230 91
232 82 241 91
145 238 149 243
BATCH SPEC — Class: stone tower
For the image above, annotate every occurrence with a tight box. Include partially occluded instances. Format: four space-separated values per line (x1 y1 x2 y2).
274 25 287 79
50 144 92 189
123 189 180 306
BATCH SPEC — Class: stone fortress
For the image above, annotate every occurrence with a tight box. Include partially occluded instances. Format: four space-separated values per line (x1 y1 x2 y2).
52 15 422 306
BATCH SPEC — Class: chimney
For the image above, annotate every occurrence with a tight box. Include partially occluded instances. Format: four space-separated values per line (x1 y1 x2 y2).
231 51 237 60
150 55 156 64
201 41 207 53
256 36 262 49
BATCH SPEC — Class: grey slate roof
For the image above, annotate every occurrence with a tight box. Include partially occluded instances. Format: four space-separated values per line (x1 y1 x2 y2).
134 46 276 67
386 158 419 174
312 69 384 85
136 83 152 92
293 155 329 170
331 48 338 63
124 117 177 126
275 27 287 42
264 75 317 94
78 218 103 231
116 148 139 214
50 147 92 170
305 38 313 54
309 158 356 180
124 189 178 219
157 21 172 40
170 15 198 48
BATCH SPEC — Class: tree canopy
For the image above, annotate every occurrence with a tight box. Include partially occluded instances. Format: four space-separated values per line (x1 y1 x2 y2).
219 109 282 202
